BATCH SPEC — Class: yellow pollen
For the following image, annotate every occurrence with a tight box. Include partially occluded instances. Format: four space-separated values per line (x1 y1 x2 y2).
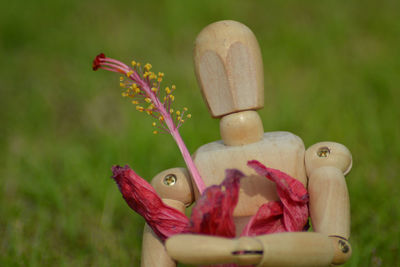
169 95 175 101
136 106 144 112
131 60 137 66
183 107 188 111
177 116 181 121
137 62 141 67
132 100 139 104
158 72 164 77
187 114 192 118
120 77 124 81
151 87 158 92
144 98 151 103
120 82 125 87
165 87 171 94
159 116 164 121
153 130 158 134
135 88 141 93
176 110 181 115
126 71 133 77
144 63 152 71
121 92 128 97
157 77 162 82
171 85 176 90
148 104 155 110
146 110 152 115
169 108 174 114
143 72 149 78
152 122 156 126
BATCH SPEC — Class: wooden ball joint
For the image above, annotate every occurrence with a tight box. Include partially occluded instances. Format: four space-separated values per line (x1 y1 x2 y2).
142 20 353 267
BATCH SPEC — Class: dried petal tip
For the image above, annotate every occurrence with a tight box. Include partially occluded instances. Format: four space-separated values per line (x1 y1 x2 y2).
246 160 309 233
92 53 106 70
110 164 190 241
187 168 244 238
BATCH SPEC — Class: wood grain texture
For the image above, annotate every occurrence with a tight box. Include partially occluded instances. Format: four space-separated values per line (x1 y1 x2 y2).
193 131 307 221
255 232 335 267
151 19 353 267
308 166 351 239
166 234 243 265
219 110 264 146
305 142 352 176
141 223 176 267
165 232 335 267
166 235 265 266
151 167 194 206
305 142 352 239
329 236 352 265
194 20 264 117
141 168 191 267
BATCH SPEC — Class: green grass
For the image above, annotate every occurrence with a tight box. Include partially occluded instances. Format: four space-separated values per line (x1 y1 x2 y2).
1 0 399 266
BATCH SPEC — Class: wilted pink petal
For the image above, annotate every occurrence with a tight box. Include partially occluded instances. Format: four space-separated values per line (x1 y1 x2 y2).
241 201 285 236
247 160 309 232
188 169 244 238
111 165 190 241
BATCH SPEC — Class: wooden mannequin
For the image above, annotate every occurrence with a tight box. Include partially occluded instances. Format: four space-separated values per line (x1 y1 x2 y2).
141 20 352 267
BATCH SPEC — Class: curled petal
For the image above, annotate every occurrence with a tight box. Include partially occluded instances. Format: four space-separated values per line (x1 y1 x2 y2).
247 160 309 232
241 201 285 236
111 165 189 241
188 169 244 238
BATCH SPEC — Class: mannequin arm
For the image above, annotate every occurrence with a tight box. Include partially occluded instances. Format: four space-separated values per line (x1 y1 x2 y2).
141 168 194 267
305 142 353 265
165 142 353 266
166 221 347 266
166 232 335 266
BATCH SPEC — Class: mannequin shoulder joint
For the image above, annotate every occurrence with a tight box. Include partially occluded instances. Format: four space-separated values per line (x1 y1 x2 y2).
151 168 194 206
305 142 352 177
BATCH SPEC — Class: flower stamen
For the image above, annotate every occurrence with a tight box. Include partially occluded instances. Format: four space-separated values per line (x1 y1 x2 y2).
92 53 206 193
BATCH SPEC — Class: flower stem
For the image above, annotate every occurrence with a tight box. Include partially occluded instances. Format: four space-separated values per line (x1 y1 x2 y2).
93 54 206 194
170 127 206 194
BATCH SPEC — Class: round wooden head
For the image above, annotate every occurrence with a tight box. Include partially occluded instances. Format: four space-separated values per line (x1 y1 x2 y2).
194 20 264 118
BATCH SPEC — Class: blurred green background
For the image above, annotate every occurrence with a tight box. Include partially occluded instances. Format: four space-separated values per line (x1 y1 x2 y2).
1 0 399 266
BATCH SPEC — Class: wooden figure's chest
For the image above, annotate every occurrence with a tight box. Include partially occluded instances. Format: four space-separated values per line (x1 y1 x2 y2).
193 131 308 218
